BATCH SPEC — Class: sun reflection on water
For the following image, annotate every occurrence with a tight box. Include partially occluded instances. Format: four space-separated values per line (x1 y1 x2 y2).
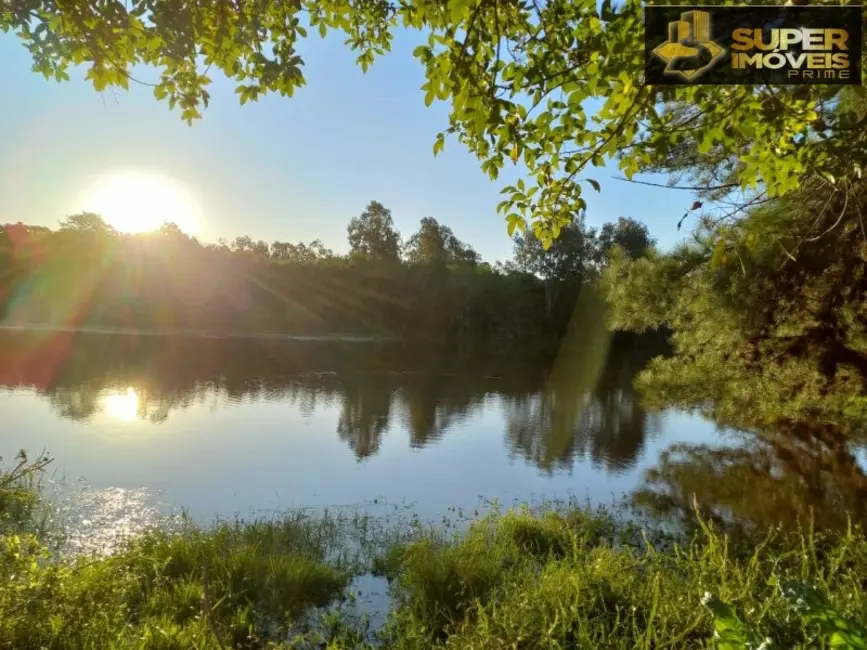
47 482 182 557
103 387 139 421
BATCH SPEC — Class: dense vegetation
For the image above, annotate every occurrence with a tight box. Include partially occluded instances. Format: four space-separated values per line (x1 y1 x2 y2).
601 91 867 440
0 207 653 355
2 456 867 649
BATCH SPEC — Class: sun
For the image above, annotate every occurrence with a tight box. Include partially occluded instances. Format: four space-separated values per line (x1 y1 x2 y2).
78 170 202 235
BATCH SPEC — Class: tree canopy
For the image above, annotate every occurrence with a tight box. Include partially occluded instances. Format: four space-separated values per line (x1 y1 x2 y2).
404 217 478 266
5 0 864 243
58 212 116 235
347 200 402 262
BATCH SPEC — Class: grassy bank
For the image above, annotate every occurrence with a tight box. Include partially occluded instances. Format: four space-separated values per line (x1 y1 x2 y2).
2 456 866 649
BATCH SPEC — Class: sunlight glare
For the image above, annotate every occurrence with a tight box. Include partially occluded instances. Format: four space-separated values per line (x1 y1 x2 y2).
78 170 202 235
103 387 140 422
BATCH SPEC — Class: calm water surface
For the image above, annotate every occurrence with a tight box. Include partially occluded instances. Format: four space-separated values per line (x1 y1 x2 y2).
3 329 859 545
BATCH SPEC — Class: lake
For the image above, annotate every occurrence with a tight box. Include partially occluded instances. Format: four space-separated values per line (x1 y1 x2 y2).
0 329 863 552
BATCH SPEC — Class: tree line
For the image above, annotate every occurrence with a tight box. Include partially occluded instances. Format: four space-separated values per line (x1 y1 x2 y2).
0 204 653 356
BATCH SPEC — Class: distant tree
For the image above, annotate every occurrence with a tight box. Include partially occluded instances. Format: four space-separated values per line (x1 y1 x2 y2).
347 201 401 263
270 241 291 261
307 239 335 261
596 217 655 266
404 217 478 267
156 221 189 239
271 239 335 263
513 218 595 317
232 236 253 252
251 240 270 257
404 217 448 265
58 212 116 235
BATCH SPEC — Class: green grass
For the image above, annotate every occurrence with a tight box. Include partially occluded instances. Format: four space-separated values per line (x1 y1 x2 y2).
2 455 867 649
0 515 359 648
373 506 867 649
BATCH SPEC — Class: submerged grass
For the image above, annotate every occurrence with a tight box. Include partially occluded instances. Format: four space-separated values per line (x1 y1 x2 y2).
2 455 867 649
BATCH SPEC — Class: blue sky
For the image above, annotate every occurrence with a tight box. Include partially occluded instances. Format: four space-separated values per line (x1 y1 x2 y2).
0 28 691 264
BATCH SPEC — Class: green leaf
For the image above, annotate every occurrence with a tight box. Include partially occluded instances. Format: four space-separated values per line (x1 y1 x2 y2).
702 594 760 650
779 582 867 649
587 179 601 193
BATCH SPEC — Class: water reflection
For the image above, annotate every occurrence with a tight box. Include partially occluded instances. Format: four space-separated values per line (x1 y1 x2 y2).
633 426 867 536
506 350 662 474
0 330 656 473
103 387 139 422
505 290 662 474
46 480 180 556
1 330 864 535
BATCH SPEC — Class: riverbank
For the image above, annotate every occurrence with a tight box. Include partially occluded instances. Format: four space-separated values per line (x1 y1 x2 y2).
2 455 866 649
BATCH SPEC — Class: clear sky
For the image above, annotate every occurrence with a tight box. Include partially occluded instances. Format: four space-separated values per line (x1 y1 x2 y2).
0 29 691 263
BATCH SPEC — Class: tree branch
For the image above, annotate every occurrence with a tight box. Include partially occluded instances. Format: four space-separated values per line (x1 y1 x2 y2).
611 177 739 191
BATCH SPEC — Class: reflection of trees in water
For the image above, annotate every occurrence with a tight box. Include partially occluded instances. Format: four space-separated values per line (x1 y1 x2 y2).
337 378 394 459
397 373 508 449
1 329 665 469
48 387 100 422
505 353 661 474
633 425 867 537
47 383 208 424
0 332 547 461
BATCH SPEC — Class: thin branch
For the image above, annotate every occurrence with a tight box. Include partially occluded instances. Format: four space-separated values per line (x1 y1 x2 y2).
612 177 739 192
804 184 850 242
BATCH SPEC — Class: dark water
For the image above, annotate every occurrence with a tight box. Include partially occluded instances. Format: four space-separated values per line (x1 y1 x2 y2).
0 330 864 548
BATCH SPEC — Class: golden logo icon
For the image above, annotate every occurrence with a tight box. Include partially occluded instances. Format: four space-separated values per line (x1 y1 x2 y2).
652 10 727 81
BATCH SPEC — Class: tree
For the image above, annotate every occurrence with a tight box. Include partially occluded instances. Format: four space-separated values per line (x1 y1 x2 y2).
271 239 335 263
7 1 860 243
602 177 867 438
595 217 654 267
156 221 190 239
513 218 594 317
58 213 116 235
232 236 254 253
404 217 478 267
251 240 270 257
347 201 401 263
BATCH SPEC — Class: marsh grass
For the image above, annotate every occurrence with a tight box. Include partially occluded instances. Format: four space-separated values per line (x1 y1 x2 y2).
371 505 867 649
2 456 867 649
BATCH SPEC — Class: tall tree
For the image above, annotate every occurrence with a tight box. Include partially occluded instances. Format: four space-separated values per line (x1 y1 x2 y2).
513 218 594 317
404 217 478 266
347 201 401 263
595 217 654 267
